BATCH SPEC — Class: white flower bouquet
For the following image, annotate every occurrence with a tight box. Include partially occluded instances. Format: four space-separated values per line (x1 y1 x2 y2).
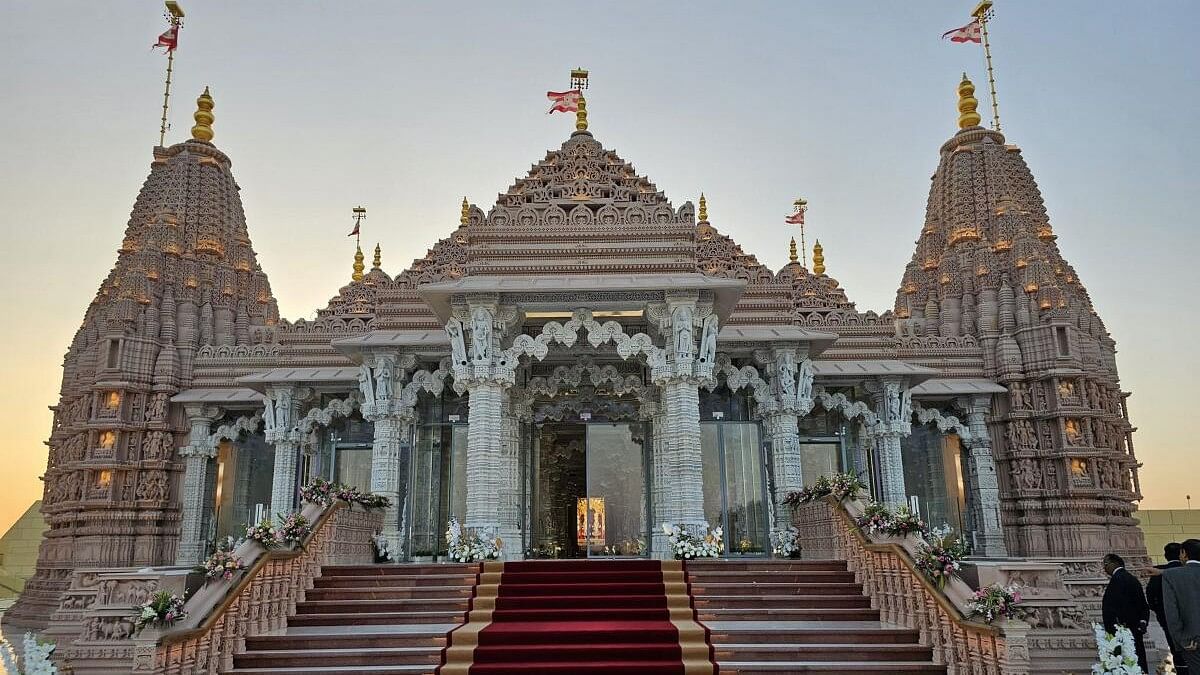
662 522 724 560
445 517 502 562
770 526 802 558
1091 622 1144 674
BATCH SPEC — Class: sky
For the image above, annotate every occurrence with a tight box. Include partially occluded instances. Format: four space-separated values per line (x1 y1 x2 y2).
0 1 1197 535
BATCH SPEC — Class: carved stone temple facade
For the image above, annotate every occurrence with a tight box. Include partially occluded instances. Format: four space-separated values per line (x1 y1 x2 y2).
4 76 1148 635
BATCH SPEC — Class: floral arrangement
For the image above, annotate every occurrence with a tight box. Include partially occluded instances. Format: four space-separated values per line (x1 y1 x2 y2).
0 632 57 675
855 501 894 534
275 512 313 547
201 550 247 582
966 583 1023 623
913 525 968 589
782 472 866 506
662 523 724 560
529 542 564 559
1091 623 1145 674
771 526 802 558
134 590 188 632
372 532 394 563
301 478 392 510
881 506 927 537
445 517 502 562
244 519 277 548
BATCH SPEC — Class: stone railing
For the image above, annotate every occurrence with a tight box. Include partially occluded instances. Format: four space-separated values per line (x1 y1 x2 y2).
129 501 382 674
796 496 1032 675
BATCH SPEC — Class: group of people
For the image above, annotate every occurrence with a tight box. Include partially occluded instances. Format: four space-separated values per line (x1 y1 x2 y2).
1102 539 1200 673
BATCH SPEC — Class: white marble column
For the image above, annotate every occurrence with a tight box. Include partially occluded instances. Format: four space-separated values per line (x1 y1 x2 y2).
264 386 302 518
868 378 912 508
960 395 1009 557
369 413 408 554
175 406 216 565
465 381 504 533
764 410 803 517
496 390 526 559
658 378 707 530
641 398 673 558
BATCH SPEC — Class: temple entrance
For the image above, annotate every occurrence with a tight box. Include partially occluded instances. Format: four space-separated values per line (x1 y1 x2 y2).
528 422 650 558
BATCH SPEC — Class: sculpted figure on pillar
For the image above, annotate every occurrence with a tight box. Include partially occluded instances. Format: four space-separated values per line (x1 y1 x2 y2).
447 317 468 367
698 315 718 366
358 364 376 408
470 306 493 364
672 304 694 362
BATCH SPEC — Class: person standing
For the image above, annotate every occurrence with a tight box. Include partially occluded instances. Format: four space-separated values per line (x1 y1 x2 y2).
1103 552 1150 672
1148 542 1189 674
1164 539 1200 673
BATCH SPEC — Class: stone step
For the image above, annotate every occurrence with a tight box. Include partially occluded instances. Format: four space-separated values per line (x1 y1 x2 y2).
688 571 856 584
244 633 446 651
715 643 935 662
691 582 863 596
222 667 433 674
305 586 474 601
321 564 478 576
295 599 469 614
698 607 881 621
718 662 946 674
287 610 466 626
694 594 871 609
709 627 921 645
312 574 478 589
234 647 441 669
686 560 849 572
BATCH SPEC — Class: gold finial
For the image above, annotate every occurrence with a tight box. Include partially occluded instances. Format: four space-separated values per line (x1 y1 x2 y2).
352 243 365 282
957 73 982 130
698 193 708 222
788 237 799 263
372 243 382 269
813 239 825 275
460 197 470 226
576 95 588 132
191 86 214 142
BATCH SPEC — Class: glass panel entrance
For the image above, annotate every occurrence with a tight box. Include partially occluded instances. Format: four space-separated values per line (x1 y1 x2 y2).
529 422 650 558
701 422 769 555
407 424 467 558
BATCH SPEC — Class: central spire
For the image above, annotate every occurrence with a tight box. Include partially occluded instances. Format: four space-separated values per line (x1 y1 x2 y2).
957 74 982 129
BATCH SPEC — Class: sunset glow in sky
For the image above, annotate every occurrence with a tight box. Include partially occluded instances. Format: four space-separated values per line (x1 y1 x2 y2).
1 1 1197 534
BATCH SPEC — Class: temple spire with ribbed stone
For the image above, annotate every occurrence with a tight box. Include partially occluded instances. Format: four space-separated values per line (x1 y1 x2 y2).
191 86 214 141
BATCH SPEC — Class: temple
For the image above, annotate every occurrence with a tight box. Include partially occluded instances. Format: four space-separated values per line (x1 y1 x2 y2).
3 70 1148 670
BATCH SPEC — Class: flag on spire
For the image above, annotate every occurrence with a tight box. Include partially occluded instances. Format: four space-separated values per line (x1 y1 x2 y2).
153 25 179 51
785 211 805 225
941 20 982 44
347 221 360 237
547 90 582 114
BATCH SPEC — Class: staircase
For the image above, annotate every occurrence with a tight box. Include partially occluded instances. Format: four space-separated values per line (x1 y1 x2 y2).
688 559 945 674
226 563 480 674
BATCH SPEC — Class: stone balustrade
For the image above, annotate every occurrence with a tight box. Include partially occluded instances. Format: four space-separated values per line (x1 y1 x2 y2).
796 496 1032 675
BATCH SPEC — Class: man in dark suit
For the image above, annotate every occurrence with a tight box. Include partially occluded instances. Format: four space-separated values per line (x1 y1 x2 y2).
1102 552 1150 672
1149 542 1189 673
1164 539 1200 673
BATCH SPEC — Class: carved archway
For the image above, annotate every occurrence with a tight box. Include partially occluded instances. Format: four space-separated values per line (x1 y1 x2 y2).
910 401 973 445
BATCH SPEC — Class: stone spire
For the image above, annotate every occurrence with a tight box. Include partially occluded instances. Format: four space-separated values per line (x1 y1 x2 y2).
191 86 214 142
698 193 708 222
372 243 382 269
812 239 825 275
352 243 365 282
6 94 278 628
893 74 1144 565
788 237 798 263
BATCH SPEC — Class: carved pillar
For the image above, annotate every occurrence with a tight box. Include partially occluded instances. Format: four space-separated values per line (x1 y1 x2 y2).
960 394 1009 557
641 397 672 558
851 421 871 483
758 345 814 528
465 381 504 533
175 405 216 565
763 411 802 517
263 386 303 518
868 378 913 507
497 389 528 559
358 354 413 558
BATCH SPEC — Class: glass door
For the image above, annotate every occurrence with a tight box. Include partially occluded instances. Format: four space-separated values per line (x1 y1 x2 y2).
584 423 650 557
406 424 467 559
701 422 770 555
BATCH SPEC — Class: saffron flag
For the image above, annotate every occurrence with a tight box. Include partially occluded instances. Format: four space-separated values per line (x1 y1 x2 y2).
547 90 581 114
153 25 179 51
348 221 360 237
941 20 982 44
785 211 805 225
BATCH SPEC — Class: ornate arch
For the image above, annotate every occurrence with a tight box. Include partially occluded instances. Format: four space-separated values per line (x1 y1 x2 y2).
527 355 648 399
296 392 362 434
706 354 776 411
504 308 666 370
207 413 263 446
812 387 880 429
399 357 455 408
911 400 973 444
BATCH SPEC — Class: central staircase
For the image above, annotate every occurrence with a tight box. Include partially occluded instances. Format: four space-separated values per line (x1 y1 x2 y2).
225 558 944 674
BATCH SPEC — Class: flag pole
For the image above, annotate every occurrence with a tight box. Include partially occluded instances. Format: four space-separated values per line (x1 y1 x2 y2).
972 0 1001 132
159 2 185 147
793 198 809 269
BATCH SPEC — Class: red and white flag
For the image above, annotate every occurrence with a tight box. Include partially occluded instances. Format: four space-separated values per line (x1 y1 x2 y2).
347 221 360 237
547 90 581 114
153 25 179 52
941 20 982 44
785 211 805 225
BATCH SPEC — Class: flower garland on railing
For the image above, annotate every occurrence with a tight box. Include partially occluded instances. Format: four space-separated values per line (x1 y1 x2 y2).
0 632 56 674
782 472 867 506
770 526 802 558
201 550 247 582
275 512 313 547
301 478 392 510
445 517 502 562
1091 623 1145 674
913 525 969 589
853 502 928 537
134 590 188 632
244 520 277 548
662 523 724 560
966 583 1024 623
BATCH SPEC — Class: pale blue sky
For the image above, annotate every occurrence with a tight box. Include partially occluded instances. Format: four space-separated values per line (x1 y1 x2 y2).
0 1 1197 532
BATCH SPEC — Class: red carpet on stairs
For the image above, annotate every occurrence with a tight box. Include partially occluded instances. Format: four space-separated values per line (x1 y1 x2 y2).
436 559 716 675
